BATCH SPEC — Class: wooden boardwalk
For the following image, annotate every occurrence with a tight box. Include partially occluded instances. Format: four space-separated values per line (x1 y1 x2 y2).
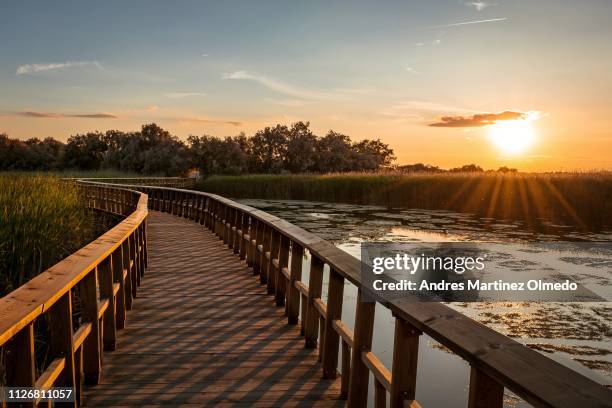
83 211 343 407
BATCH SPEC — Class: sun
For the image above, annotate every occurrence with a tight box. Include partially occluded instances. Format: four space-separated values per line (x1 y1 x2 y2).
488 118 536 155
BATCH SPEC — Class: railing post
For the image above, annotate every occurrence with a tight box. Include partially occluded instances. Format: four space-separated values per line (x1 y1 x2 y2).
206 199 214 229
112 247 126 330
468 367 504 408
227 207 234 248
390 318 421 407
267 230 281 295
233 209 241 254
122 239 133 310
143 217 148 269
341 338 351 399
223 205 230 245
275 234 290 307
172 190 179 215
240 212 249 261
98 257 117 351
348 289 376 407
203 197 209 226
251 219 262 273
81 268 101 385
287 242 303 324
138 224 145 278
128 232 138 298
49 292 77 406
193 195 201 223
304 255 324 348
259 224 270 283
5 323 36 407
322 268 344 379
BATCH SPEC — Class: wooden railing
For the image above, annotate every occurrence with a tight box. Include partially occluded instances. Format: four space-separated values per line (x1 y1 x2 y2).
66 177 195 188
1 180 610 407
134 184 611 408
0 182 148 406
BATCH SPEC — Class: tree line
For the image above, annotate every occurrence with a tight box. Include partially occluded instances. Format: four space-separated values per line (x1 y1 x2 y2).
0 122 396 176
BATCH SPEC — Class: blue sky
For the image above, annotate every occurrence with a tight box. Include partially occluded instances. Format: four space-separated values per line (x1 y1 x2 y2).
1 0 611 170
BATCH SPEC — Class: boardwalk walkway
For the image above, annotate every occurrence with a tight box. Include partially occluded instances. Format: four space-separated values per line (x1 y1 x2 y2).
84 211 343 407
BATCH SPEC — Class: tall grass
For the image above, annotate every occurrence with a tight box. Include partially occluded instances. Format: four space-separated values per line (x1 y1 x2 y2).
0 175 95 294
197 173 612 230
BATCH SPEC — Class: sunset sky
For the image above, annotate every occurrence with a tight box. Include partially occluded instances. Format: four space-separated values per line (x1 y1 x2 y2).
1 0 611 171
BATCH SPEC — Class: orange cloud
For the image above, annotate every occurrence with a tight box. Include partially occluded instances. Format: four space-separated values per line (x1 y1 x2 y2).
10 111 117 119
429 111 526 127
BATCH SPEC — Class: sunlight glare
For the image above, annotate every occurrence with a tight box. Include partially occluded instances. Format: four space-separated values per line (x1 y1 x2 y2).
488 116 537 155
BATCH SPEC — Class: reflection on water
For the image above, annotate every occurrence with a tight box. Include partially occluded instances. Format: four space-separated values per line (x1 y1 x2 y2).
239 199 612 406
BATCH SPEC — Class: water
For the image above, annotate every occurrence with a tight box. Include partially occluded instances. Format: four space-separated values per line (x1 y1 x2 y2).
238 199 612 407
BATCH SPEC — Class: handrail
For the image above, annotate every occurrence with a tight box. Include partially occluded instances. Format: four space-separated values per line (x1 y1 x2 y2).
65 177 195 188
0 181 148 406
129 183 610 408
1 179 610 408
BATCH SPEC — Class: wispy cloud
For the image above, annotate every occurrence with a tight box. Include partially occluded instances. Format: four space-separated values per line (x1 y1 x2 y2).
465 1 493 11
429 110 537 127
221 70 347 101
177 117 242 126
405 66 419 75
264 98 313 107
165 92 208 98
16 61 102 75
429 17 508 29
8 110 117 119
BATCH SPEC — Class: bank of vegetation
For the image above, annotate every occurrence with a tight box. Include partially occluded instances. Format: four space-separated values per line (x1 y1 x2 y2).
197 172 612 230
0 175 112 296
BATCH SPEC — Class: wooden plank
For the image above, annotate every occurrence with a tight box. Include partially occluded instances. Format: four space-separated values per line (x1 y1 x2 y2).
84 211 342 407
266 230 281 295
362 351 392 391
322 268 344 379
34 357 65 403
390 318 420 408
5 322 36 407
348 289 376 407
304 256 324 348
113 248 126 331
374 379 387 408
332 319 354 349
313 298 327 317
81 269 101 385
98 256 117 352
72 322 93 352
97 299 110 319
468 366 504 408
340 338 351 399
48 292 77 406
275 234 290 307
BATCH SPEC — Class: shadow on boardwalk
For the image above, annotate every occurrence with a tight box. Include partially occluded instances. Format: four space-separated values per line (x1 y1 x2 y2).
84 211 343 407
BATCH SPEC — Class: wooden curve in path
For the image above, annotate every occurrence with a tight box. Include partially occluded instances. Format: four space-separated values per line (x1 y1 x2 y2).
83 211 343 407
2 181 611 408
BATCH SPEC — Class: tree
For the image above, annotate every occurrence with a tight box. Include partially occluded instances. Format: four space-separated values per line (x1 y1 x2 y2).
450 164 483 173
63 132 107 170
284 122 317 173
351 139 395 171
249 125 288 173
314 131 354 172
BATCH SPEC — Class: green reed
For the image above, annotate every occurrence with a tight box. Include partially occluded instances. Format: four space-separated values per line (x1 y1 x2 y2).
196 172 612 230
0 175 94 295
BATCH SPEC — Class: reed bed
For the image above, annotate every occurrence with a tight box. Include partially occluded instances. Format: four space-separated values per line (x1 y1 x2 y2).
197 172 612 230
0 175 95 295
